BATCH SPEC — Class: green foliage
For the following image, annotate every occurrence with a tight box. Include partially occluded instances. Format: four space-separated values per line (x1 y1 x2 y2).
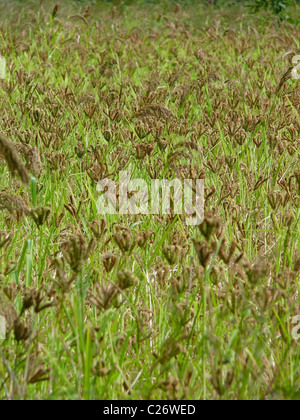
249 0 293 20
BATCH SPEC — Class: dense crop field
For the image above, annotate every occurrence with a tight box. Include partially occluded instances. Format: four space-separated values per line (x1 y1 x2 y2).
0 0 300 400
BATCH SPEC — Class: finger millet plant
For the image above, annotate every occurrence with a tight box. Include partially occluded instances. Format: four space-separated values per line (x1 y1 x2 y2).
0 0 300 400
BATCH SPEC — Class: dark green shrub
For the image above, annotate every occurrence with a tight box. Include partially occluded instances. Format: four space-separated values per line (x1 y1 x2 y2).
249 0 294 19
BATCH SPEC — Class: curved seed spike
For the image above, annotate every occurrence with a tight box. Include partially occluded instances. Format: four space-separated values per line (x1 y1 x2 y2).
0 134 30 185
